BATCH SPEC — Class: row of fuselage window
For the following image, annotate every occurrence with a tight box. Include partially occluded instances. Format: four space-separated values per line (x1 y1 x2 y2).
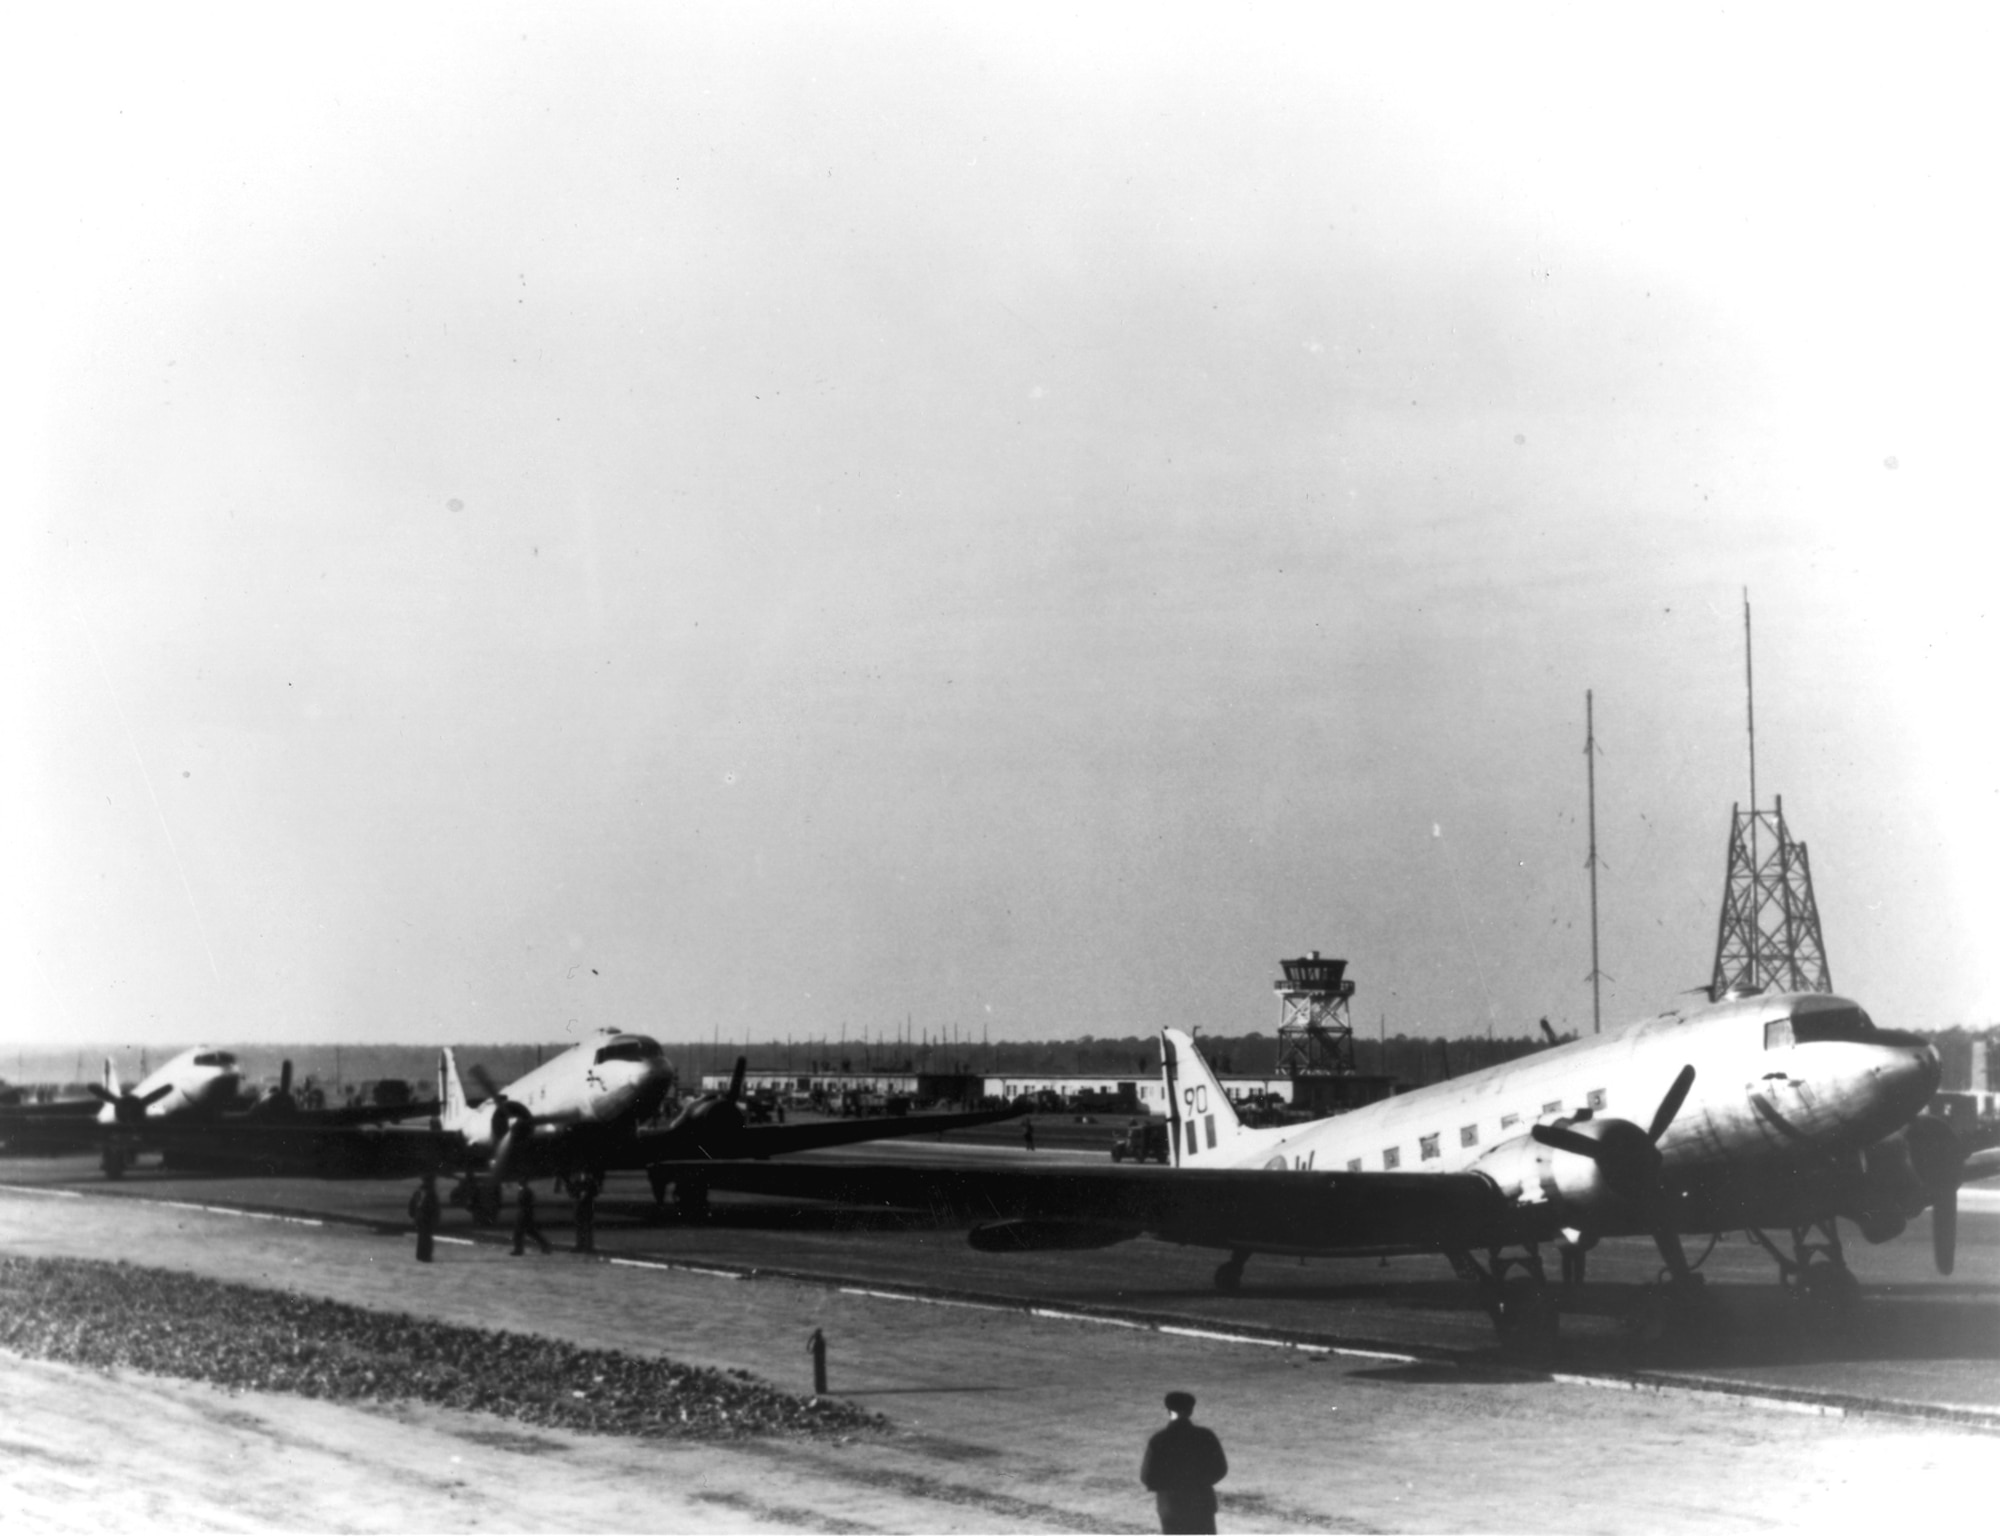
1342 1086 1608 1171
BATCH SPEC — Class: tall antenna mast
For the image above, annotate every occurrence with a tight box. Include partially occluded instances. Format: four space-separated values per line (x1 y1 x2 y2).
1744 587 1758 993
1710 591 1832 999
1744 588 1757 817
1584 690 1604 1035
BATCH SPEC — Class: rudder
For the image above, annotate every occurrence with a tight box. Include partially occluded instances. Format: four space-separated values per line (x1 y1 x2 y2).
1159 1028 1256 1168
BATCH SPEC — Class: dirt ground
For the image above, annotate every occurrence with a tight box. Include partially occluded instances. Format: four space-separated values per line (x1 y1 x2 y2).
1 1185 1993 1533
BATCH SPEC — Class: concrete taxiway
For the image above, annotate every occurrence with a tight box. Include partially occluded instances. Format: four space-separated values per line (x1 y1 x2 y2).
3 1158 1997 1534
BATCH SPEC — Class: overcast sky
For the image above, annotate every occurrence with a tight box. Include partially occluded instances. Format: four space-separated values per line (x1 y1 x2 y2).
9 6 1997 1052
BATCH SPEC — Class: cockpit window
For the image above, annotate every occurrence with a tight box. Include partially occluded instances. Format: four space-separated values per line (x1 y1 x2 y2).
1791 1007 1876 1044
594 1037 665 1065
193 1052 236 1068
1763 1020 1793 1050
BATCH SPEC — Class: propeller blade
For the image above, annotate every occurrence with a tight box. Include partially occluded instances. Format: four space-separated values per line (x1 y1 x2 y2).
1933 1187 1957 1276
86 1085 116 1105
1903 1117 1964 1276
280 1060 294 1096
490 1102 533 1183
1531 1124 1604 1161
1539 1017 1558 1046
726 1056 746 1105
1646 1065 1697 1144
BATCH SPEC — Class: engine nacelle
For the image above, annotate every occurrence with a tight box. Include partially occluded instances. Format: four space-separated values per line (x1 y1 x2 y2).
1469 1118 1659 1234
1840 1118 1957 1242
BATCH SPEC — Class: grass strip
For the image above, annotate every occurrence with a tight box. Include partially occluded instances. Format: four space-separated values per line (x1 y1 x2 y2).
0 1255 879 1441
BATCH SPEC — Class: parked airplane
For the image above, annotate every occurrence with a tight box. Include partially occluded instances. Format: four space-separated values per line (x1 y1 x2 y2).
136 1029 1023 1220
0 1048 246 1169
645 990 1960 1341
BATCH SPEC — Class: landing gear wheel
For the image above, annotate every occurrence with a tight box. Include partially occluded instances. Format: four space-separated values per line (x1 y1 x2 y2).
1213 1251 1249 1294
469 1181 502 1227
676 1181 710 1222
1496 1279 1560 1356
1788 1262 1860 1338
101 1146 128 1180
1626 1274 1715 1355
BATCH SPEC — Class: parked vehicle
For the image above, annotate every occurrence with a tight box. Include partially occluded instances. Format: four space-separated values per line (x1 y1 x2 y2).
1109 1121 1169 1163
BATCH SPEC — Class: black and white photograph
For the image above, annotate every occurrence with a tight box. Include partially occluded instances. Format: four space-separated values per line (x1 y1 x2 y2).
7 5 1997 1530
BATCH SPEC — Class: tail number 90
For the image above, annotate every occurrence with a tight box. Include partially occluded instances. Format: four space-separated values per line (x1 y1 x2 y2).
1183 1085 1208 1116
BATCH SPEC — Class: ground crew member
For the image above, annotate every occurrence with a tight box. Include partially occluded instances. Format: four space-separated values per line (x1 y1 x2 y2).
1023 1119 1036 1152
573 1173 598 1254
511 1181 551 1256
408 1175 440 1263
1140 1390 1228 1534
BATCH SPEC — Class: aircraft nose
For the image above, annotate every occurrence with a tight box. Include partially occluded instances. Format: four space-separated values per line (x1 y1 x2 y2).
1878 1038 1941 1117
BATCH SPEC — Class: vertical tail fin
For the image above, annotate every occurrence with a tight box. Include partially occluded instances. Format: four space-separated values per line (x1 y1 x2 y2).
438 1048 473 1136
1160 1028 1262 1168
95 1058 122 1126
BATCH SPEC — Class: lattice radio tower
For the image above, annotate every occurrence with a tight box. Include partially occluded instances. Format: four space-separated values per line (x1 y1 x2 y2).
1709 592 1832 999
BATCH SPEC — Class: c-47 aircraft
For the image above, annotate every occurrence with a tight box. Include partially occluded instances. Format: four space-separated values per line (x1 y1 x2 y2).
646 991 1965 1341
0 1048 246 1171
137 1029 1023 1223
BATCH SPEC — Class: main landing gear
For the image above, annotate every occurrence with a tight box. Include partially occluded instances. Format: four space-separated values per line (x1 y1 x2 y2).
1447 1245 1561 1350
1213 1249 1251 1293
646 1166 709 1221
449 1172 503 1226
1746 1218 1860 1314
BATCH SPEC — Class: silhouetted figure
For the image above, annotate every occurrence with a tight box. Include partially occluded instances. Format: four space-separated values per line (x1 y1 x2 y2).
1140 1390 1228 1534
511 1181 551 1255
408 1175 440 1263
573 1174 598 1254
1023 1120 1036 1152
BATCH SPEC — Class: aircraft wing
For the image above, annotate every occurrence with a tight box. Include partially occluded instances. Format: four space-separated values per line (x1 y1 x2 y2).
0 1100 103 1151
240 1098 445 1128
573 1102 1029 1173
136 1119 472 1180
640 1157 1519 1254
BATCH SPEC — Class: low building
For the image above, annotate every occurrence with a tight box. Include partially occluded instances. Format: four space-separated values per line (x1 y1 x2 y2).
698 1068 1291 1114
698 1069 982 1105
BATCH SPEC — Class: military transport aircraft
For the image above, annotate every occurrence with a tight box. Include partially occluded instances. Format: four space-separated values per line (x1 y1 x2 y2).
645 990 1967 1341
137 1028 1022 1223
0 1048 247 1167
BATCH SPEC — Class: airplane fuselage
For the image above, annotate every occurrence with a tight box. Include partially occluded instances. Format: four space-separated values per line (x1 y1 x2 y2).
98 1047 243 1126
447 1032 675 1159
1172 992 1938 1244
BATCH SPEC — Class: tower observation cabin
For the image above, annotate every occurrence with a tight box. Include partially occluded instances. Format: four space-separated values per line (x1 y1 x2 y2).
1274 952 1396 1117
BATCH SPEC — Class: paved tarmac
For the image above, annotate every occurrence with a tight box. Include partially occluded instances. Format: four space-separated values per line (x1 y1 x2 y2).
12 1127 1992 1414
3 1157 1997 1534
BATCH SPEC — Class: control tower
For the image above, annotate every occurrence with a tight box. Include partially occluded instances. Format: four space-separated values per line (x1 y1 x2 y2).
1275 953 1394 1116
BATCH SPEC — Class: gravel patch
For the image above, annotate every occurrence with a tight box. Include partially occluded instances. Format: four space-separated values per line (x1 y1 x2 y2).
0 1254 881 1442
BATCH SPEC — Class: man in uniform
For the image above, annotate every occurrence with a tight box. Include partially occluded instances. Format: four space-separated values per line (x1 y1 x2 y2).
573 1172 599 1254
1140 1389 1228 1534
408 1174 440 1263
511 1180 552 1256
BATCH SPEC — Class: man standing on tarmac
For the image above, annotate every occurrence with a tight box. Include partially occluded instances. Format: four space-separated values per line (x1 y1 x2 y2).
1140 1390 1228 1534
573 1173 599 1254
408 1175 440 1263
511 1181 552 1256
